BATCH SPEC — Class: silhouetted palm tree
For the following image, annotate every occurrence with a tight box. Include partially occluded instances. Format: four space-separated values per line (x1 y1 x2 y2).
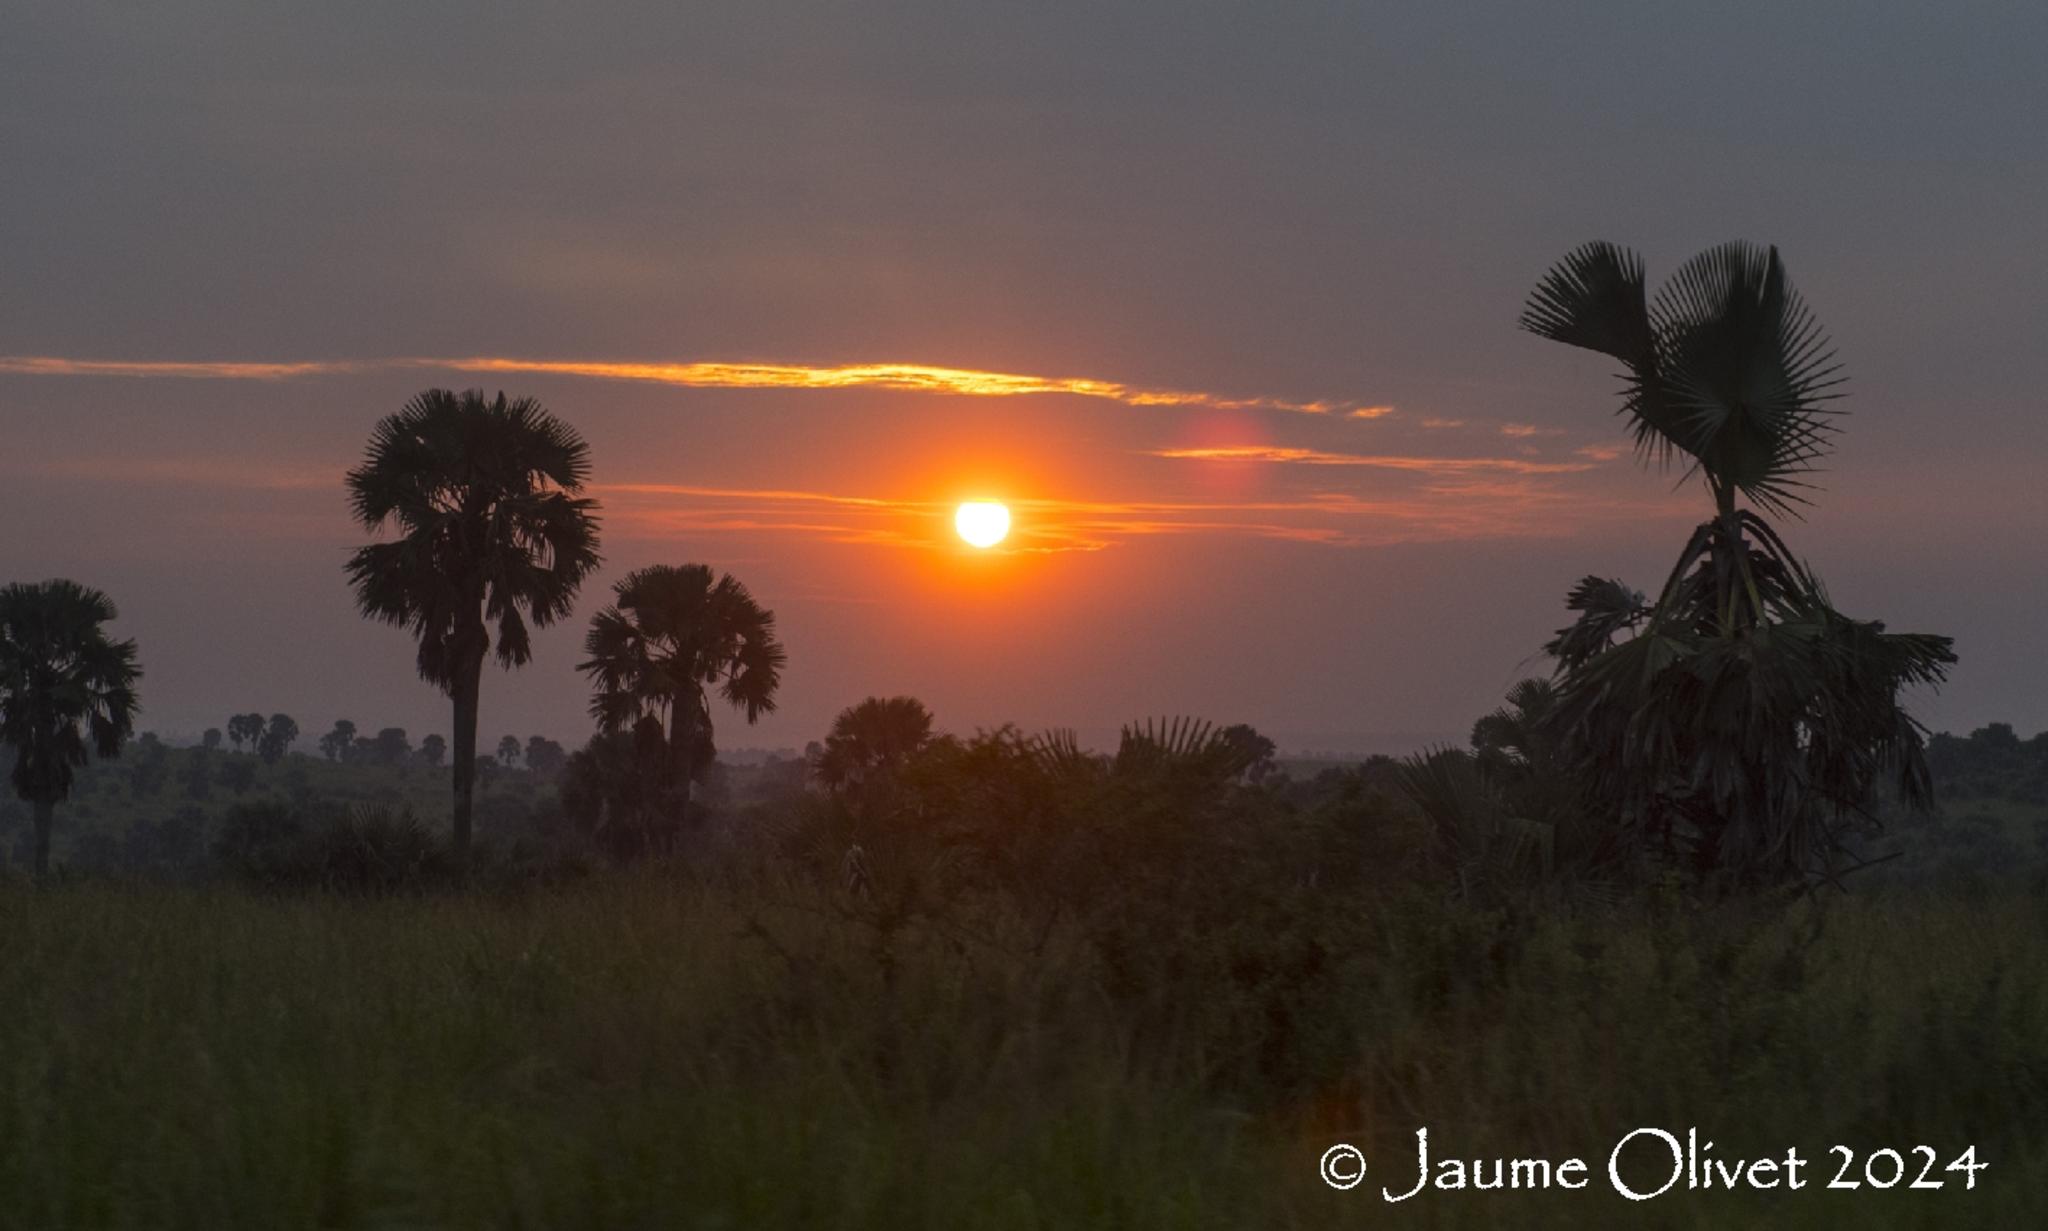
345 389 602 858
0 580 142 878
813 696 936 793
580 564 784 841
1523 241 1954 882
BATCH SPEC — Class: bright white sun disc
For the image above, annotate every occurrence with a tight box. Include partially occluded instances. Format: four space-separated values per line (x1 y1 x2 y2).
955 500 1011 548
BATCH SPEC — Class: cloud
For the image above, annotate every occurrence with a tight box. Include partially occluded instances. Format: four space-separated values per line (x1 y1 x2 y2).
0 357 361 380
1150 446 1594 475
0 353 1372 417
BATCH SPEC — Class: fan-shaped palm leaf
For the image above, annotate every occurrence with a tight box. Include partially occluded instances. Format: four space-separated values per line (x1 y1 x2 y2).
1523 241 1843 515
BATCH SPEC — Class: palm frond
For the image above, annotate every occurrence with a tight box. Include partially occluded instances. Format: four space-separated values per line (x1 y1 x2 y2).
1545 575 1649 668
1519 241 1654 363
1650 242 1846 514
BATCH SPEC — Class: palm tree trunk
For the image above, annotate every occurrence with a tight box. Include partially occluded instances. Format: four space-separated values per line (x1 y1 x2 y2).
450 652 483 862
668 697 698 846
32 796 55 880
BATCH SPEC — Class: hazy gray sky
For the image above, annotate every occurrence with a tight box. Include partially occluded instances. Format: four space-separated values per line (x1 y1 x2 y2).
4 2 2044 752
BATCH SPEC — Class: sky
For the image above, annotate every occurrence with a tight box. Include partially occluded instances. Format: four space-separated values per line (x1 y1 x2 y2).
4 2 2044 754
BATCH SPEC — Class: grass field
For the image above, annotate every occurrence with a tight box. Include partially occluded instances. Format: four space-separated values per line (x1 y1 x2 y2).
1 872 2042 1229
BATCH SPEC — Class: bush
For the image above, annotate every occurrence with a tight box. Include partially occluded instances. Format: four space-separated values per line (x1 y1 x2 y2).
210 800 305 883
215 803 450 894
292 805 450 894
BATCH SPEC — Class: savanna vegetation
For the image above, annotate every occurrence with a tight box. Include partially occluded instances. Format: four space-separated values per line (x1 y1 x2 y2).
1 242 2042 1227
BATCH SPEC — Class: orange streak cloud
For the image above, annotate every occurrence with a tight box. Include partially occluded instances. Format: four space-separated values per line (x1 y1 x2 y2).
0 357 360 380
1152 446 1594 475
0 354 1369 416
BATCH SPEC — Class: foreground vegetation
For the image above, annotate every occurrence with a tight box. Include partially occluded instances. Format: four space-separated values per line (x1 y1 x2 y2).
0 724 2042 1227
0 873 2040 1229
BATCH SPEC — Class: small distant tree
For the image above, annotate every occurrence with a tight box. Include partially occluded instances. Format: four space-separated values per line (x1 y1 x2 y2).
320 719 358 762
257 713 299 765
524 735 567 777
371 727 412 766
227 713 264 752
1218 723 1280 784
812 696 935 795
419 733 446 768
497 735 522 767
0 580 142 877
202 728 223 751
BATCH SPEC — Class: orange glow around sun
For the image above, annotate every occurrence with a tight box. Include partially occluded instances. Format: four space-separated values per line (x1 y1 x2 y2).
954 500 1011 548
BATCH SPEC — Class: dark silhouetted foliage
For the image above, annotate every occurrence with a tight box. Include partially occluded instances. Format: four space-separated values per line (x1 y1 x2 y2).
0 579 142 877
580 564 784 847
345 388 602 858
257 713 298 765
1523 241 1956 885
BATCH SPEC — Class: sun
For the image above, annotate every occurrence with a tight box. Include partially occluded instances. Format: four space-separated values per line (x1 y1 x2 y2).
954 500 1011 549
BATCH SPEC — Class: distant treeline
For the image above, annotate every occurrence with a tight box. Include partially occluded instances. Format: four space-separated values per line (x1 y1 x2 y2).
1926 723 2048 804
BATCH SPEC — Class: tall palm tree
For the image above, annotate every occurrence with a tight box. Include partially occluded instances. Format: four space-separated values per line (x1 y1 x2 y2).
0 580 142 878
1522 242 1954 883
345 389 601 858
580 564 785 842
812 696 936 794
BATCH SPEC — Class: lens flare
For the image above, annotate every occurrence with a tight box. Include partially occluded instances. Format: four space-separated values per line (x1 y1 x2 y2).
954 501 1011 548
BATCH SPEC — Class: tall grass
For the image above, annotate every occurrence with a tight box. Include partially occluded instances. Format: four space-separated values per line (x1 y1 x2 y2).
0 877 2041 1228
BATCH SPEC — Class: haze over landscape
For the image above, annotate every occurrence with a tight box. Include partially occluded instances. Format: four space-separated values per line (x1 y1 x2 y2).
6 3 2044 751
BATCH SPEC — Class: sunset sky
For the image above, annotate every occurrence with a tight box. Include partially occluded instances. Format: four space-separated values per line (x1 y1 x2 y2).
4 3 2044 753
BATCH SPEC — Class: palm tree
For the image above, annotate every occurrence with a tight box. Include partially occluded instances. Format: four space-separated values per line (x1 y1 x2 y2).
579 564 785 843
320 719 357 762
812 696 936 793
1522 241 1954 883
0 580 142 878
345 388 602 858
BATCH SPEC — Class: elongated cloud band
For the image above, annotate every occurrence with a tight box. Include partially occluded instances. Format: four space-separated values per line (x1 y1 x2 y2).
1152 446 1593 475
0 353 1380 417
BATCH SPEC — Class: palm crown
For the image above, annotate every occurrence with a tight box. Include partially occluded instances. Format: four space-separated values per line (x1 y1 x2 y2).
1521 240 1842 518
0 579 142 876
345 389 601 685
581 564 786 826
